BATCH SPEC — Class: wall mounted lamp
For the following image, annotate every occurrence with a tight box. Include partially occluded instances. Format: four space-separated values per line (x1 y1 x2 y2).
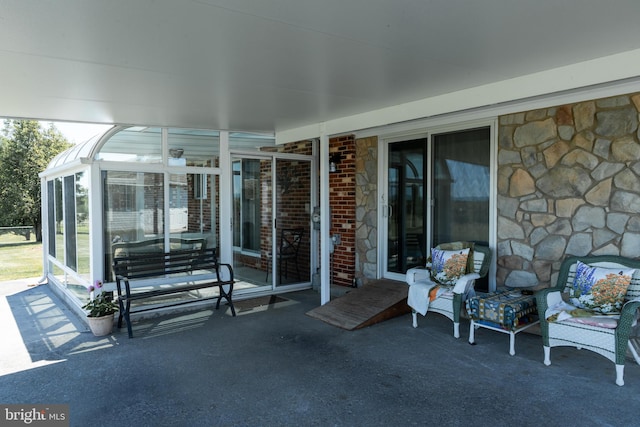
169 148 184 158
329 153 342 173
168 148 186 166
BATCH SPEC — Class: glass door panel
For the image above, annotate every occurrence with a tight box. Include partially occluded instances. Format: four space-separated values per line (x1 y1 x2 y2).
233 160 261 252
231 157 272 290
387 139 427 274
169 172 216 249
432 128 490 290
274 158 311 287
169 173 188 236
102 171 164 280
432 128 490 246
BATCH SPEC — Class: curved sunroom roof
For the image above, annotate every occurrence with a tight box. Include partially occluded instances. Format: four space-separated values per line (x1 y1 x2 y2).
47 128 113 169
46 126 276 170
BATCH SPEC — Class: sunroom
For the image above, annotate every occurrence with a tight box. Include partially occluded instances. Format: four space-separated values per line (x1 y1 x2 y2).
40 126 317 318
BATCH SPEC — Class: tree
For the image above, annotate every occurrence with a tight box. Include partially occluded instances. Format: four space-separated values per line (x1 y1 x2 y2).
0 119 71 241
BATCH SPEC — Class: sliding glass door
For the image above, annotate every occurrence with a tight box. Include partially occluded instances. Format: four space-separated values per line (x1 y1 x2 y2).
384 127 491 282
231 155 312 292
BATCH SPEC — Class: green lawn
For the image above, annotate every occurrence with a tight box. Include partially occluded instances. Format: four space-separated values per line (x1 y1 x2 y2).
0 233 43 281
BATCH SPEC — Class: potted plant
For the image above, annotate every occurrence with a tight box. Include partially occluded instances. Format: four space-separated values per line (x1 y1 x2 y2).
82 280 119 336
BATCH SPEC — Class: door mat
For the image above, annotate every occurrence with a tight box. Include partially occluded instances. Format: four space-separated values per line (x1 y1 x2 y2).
228 295 295 316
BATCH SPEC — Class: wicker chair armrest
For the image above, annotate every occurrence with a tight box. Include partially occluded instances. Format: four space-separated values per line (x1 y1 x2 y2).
406 267 432 286
619 299 640 330
452 272 480 294
535 288 563 321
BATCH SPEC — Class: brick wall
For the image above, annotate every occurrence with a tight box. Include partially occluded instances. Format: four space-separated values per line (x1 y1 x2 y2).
329 135 357 287
187 173 212 233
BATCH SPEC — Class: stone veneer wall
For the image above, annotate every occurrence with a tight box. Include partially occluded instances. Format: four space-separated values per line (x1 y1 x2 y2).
354 136 379 285
497 92 640 288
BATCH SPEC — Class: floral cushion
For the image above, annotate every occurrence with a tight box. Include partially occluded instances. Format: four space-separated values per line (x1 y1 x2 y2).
565 316 618 329
430 248 470 285
546 302 619 329
569 261 635 314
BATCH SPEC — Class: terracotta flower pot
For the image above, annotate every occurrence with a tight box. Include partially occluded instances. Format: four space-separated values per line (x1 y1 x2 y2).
87 313 115 337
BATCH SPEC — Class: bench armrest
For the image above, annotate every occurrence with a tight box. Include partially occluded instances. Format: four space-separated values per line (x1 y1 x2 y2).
216 263 235 293
216 263 234 282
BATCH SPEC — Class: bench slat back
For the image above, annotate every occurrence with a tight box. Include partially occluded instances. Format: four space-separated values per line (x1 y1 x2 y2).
558 255 640 301
112 237 205 258
113 247 218 281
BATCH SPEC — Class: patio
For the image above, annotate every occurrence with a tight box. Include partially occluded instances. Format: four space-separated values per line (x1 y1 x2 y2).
2 278 639 426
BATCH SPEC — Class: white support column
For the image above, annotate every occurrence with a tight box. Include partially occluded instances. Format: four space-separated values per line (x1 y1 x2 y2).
320 131 331 305
162 128 171 250
89 164 104 286
218 131 232 265
39 176 49 282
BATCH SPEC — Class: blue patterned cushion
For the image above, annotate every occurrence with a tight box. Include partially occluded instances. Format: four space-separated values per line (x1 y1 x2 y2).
569 261 634 314
430 248 469 285
466 290 538 331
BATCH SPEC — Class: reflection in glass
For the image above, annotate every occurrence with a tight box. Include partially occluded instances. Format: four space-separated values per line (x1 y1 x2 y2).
168 128 219 167
64 175 77 271
232 160 261 252
229 132 276 150
169 173 188 234
47 181 55 257
76 171 90 276
54 177 65 263
169 172 216 249
432 128 490 246
387 140 426 273
231 158 270 288
102 171 164 278
274 159 311 287
96 127 163 162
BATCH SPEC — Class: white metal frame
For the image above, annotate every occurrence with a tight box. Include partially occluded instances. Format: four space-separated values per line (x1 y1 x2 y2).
42 162 93 292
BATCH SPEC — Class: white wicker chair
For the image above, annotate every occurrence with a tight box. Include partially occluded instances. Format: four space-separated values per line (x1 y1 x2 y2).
405 243 491 338
536 256 640 386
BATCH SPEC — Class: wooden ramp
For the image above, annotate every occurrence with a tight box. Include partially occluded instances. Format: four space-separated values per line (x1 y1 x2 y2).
306 279 410 330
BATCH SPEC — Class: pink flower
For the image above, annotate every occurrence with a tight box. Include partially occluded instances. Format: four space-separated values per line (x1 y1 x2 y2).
94 280 103 289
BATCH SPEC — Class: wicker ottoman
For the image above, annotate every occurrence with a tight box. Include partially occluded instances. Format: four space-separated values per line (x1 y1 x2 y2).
466 289 539 356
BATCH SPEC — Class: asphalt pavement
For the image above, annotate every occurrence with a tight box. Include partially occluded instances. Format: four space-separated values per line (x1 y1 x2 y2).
1 279 640 427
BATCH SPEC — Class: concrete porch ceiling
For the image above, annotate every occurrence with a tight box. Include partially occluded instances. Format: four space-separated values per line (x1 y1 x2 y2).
2 0 640 141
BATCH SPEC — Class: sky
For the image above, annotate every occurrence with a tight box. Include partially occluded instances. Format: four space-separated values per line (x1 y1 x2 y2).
47 121 113 144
